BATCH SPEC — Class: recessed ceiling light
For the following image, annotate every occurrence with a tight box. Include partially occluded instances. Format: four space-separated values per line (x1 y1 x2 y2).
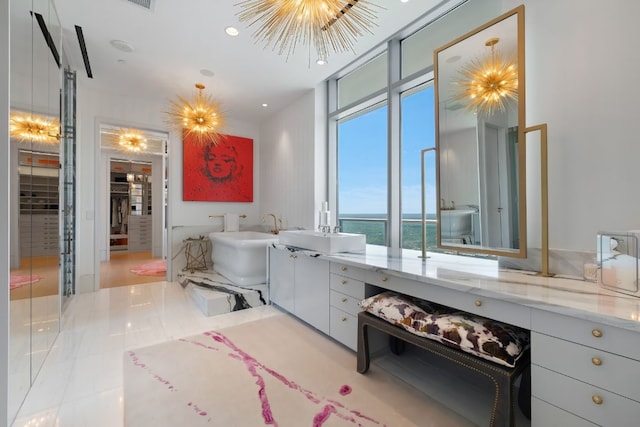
400 0 410 3
200 69 215 77
109 39 134 53
225 26 239 37
316 58 327 65
261 103 268 108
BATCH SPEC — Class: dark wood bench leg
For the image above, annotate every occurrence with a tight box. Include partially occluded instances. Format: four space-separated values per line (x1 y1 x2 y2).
357 316 370 373
389 335 406 355
491 375 511 427
518 364 531 419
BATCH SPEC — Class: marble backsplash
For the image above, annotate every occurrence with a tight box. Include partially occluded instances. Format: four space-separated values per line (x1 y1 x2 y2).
499 248 596 281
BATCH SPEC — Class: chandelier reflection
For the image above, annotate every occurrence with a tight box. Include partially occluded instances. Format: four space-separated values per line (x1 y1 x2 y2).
454 37 518 116
236 0 381 61
167 83 226 145
9 112 60 144
118 129 148 152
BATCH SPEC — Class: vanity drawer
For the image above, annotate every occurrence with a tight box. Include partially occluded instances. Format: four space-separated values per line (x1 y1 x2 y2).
532 309 640 361
330 290 362 317
365 270 530 328
330 273 365 300
330 262 367 282
330 306 357 351
532 332 640 402
531 365 640 426
531 397 598 427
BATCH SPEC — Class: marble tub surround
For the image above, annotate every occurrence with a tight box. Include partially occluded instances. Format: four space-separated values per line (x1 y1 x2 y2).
177 271 266 316
316 245 640 333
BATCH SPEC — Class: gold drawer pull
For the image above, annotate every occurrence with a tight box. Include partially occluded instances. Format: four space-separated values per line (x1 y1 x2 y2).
341 266 347 271
592 395 603 405
341 297 348 303
341 280 348 285
592 329 603 338
381 276 388 282
341 317 348 322
475 300 482 307
592 357 602 366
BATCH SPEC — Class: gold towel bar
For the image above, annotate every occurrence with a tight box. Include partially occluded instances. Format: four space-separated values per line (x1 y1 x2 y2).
208 214 247 219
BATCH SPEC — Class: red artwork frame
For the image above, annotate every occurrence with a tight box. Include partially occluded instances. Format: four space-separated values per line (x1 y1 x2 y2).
182 133 253 202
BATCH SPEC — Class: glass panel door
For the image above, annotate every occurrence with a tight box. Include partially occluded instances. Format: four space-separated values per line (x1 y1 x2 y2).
61 69 76 300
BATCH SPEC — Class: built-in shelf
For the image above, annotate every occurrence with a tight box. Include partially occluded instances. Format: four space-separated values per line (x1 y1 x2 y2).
109 160 152 252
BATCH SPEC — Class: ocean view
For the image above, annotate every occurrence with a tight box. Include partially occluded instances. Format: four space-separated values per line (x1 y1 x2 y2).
338 213 437 250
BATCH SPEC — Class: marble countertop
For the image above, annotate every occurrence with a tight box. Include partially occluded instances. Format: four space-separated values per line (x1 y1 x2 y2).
290 244 640 333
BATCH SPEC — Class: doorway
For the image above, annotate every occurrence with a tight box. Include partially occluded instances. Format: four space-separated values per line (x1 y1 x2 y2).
98 125 168 289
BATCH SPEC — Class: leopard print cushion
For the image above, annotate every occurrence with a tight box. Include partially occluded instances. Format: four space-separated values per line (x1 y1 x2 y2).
359 291 529 368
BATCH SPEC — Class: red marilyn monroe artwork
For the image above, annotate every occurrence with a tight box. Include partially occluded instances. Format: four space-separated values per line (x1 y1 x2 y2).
183 133 253 202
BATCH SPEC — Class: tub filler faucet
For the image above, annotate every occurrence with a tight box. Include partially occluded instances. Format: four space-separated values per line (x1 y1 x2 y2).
266 213 281 235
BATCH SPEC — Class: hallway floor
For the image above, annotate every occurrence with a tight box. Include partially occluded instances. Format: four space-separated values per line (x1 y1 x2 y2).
10 251 164 300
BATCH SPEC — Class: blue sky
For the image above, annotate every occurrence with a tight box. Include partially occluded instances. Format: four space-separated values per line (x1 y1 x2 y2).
338 86 436 215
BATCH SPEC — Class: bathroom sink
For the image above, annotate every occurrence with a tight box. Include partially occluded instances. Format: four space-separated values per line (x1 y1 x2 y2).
278 230 366 254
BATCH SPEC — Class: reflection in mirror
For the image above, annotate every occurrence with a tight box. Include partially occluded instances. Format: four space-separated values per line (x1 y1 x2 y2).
434 6 525 257
9 0 62 422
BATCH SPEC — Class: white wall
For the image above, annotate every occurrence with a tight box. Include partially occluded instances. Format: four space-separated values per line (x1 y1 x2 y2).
259 87 326 231
502 0 640 251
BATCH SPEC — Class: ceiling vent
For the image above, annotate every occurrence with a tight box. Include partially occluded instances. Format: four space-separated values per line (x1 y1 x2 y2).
125 0 153 11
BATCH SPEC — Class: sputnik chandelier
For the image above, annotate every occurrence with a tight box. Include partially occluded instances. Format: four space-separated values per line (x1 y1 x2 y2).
454 37 518 116
236 0 381 61
9 112 60 144
118 129 148 152
167 83 226 145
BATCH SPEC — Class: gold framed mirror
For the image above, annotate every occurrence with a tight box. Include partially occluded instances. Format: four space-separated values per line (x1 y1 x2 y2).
434 5 526 257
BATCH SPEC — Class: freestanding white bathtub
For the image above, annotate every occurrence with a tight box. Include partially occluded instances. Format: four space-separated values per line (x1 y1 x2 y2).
209 231 279 287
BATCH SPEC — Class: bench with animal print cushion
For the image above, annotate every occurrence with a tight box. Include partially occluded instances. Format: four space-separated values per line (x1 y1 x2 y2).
358 291 530 427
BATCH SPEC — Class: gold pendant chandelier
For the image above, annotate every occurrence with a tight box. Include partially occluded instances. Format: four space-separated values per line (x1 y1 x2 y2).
117 129 148 152
236 0 381 61
167 83 226 145
454 37 518 116
9 112 60 144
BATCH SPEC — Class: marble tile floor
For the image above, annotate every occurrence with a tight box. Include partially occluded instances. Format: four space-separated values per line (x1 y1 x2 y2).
11 281 281 427
11 280 531 427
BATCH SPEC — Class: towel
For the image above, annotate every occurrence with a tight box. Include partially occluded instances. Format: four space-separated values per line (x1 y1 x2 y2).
224 213 240 232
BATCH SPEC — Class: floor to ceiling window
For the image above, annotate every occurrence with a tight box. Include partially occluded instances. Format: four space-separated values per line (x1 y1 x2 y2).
401 84 436 250
337 104 388 245
328 0 500 250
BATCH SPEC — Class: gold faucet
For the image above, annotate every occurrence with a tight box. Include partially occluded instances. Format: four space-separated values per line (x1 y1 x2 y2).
266 213 280 234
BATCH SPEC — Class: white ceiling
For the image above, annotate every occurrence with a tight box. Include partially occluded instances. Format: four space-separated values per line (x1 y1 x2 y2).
52 0 459 123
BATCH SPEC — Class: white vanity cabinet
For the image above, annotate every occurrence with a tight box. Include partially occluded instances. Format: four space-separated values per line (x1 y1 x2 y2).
531 309 640 426
329 263 368 351
268 247 330 334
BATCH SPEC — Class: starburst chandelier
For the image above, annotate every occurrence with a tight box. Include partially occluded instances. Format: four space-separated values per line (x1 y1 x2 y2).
236 0 381 61
9 112 60 144
167 83 226 145
118 129 148 152
454 37 518 116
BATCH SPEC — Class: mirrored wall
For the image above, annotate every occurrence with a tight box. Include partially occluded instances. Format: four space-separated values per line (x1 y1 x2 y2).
8 0 63 421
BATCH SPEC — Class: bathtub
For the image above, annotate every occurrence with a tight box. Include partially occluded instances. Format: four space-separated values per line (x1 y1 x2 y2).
209 231 279 287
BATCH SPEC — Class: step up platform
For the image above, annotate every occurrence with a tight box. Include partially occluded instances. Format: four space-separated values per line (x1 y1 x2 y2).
177 271 267 317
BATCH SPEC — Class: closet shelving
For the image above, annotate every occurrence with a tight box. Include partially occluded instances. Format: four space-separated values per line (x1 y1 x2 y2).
109 160 152 252
19 150 60 257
